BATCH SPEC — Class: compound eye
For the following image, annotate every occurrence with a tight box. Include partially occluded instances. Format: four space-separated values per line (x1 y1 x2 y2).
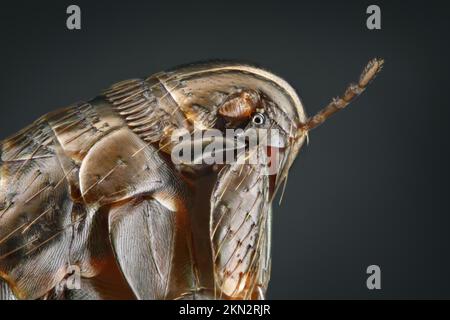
252 113 265 126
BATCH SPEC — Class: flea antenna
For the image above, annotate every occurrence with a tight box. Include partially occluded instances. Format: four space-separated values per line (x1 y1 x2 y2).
299 58 384 133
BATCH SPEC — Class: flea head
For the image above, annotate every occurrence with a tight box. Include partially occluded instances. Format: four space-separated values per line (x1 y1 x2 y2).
162 59 383 199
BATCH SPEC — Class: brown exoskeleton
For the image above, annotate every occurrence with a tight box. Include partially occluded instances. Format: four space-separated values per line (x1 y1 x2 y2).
0 59 383 300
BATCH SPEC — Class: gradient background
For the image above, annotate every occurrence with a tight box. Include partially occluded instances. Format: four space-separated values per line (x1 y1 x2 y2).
0 0 449 299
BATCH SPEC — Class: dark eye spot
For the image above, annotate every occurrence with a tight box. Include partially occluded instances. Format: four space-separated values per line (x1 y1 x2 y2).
252 113 265 126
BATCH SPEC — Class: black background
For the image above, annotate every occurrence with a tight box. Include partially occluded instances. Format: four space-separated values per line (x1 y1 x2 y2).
0 0 449 299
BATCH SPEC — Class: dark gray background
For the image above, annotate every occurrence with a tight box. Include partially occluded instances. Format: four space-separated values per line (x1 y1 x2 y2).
0 0 449 299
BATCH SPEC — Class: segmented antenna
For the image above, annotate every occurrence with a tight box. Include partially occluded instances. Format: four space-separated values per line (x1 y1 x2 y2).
299 58 384 132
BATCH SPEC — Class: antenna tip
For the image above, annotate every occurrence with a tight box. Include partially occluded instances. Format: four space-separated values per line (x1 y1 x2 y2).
360 58 384 87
